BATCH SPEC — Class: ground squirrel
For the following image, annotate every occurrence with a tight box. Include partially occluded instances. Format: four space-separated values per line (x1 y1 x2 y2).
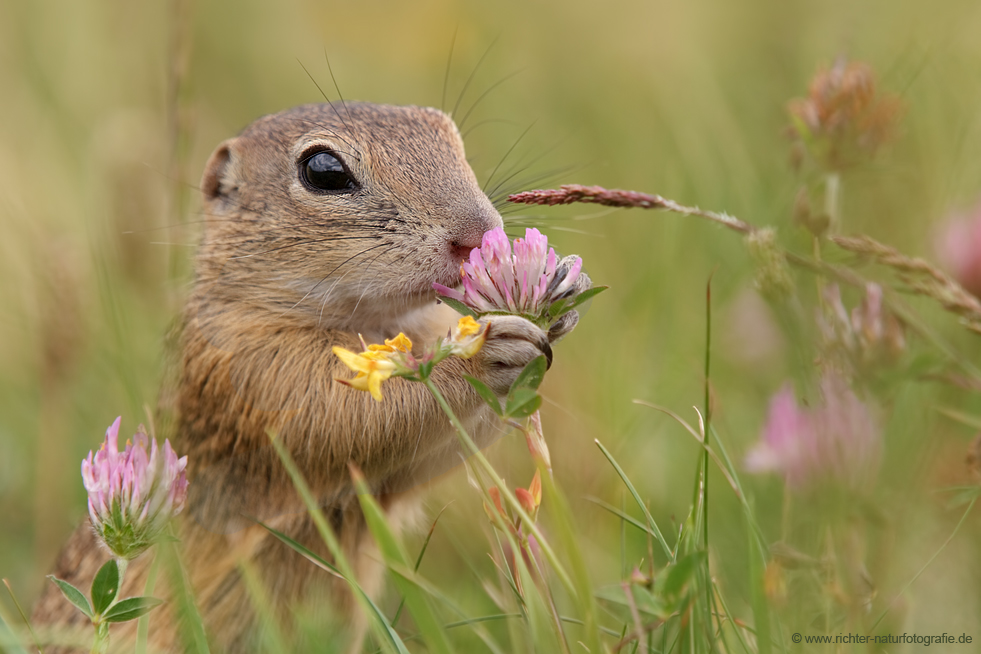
33 102 582 652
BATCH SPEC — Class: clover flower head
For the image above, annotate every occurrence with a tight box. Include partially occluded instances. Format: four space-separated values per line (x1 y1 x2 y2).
788 58 901 171
820 283 905 371
81 417 188 560
434 227 583 326
745 373 880 492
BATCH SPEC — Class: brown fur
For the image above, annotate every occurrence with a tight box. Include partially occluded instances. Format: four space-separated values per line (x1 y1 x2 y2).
33 103 565 652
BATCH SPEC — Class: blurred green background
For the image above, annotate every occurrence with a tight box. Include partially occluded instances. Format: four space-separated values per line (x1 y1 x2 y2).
3 0 981 645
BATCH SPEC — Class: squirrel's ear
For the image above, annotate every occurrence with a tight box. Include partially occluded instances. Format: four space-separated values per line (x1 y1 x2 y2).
201 139 238 203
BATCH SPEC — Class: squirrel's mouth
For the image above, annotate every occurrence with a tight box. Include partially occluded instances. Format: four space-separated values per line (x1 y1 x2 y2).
450 243 474 262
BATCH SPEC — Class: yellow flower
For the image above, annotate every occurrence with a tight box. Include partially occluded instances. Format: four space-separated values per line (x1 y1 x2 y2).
456 316 481 337
367 332 413 354
332 346 398 401
449 316 487 359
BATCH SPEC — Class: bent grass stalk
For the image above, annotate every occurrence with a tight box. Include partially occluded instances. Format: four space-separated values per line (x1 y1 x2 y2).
0 581 35 654
868 495 978 634
509 185 981 380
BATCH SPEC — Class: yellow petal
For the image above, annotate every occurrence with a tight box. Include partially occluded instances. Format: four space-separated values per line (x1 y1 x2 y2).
366 369 392 401
450 324 487 359
347 373 371 392
360 351 398 367
336 373 372 394
333 346 370 373
385 332 413 352
456 316 481 337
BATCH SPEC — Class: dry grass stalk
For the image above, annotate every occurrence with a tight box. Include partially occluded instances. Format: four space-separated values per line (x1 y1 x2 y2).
511 183 981 343
831 235 981 333
508 184 757 234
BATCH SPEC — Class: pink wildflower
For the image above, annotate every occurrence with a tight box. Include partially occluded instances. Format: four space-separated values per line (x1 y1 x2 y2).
81 417 189 559
935 202 981 299
746 374 879 492
434 227 582 321
820 283 905 369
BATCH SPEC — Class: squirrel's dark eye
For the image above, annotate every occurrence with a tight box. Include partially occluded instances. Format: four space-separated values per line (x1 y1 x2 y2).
301 151 356 192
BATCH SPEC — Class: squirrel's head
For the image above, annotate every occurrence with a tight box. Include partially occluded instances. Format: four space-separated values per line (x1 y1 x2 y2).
197 102 501 333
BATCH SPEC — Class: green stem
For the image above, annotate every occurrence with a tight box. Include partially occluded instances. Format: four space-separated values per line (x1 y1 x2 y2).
702 274 716 653
91 623 109 654
868 496 977 633
115 558 128 594
420 377 577 595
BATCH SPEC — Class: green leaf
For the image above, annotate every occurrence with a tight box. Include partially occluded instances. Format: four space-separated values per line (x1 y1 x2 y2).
102 596 163 623
464 375 503 416
547 286 608 319
504 391 542 419
436 296 477 318
46 576 92 619
91 560 120 615
546 297 572 319
566 285 608 310
509 355 548 394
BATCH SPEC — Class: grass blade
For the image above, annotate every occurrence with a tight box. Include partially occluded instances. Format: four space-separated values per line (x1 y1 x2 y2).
351 466 453 654
392 503 450 627
161 535 211 654
266 431 410 654
746 505 772 654
238 561 289 652
594 439 672 559
0 600 30 654
135 552 161 654
256 521 341 576
1 580 37 654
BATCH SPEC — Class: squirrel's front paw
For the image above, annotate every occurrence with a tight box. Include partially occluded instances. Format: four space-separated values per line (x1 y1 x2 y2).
475 315 552 396
547 257 592 343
